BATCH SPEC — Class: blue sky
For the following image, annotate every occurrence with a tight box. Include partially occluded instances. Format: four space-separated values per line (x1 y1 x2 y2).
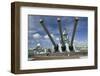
28 15 88 49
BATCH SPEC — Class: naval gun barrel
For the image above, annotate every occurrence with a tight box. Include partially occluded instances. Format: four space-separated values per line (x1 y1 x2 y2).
71 17 79 46
57 18 66 52
40 19 59 52
69 17 79 51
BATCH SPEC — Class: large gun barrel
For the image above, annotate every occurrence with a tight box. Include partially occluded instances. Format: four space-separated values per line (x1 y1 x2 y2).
71 17 79 46
69 17 79 51
57 18 66 52
40 19 59 52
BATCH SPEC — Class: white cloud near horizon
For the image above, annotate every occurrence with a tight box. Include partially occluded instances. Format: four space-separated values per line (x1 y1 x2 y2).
74 40 88 47
33 33 41 39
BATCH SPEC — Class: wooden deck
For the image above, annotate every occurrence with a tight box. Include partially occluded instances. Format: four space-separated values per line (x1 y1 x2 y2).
28 52 88 61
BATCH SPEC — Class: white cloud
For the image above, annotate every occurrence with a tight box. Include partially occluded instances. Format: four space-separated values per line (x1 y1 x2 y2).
51 34 54 37
74 40 88 47
44 35 49 39
33 33 41 39
56 37 59 41
44 34 54 39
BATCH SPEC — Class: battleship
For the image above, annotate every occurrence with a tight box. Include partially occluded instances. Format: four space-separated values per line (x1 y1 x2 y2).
28 17 88 61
